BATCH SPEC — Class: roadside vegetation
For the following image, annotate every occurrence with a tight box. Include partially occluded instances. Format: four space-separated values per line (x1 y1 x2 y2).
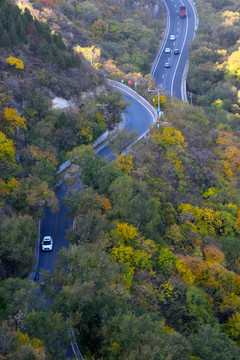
1 0 240 359
188 0 240 122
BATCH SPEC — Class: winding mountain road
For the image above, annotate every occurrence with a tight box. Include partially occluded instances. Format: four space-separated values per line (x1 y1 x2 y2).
37 0 198 303
36 1 198 356
37 85 156 273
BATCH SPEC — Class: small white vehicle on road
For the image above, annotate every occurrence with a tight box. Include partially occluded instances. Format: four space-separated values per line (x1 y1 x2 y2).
165 47 171 53
41 236 53 251
170 35 176 40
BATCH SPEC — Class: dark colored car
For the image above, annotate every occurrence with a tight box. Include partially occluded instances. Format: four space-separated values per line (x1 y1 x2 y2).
174 49 180 55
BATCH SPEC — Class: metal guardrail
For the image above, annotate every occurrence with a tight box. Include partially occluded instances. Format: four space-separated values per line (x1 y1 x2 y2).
57 79 157 175
107 79 158 124
69 328 84 360
182 0 199 102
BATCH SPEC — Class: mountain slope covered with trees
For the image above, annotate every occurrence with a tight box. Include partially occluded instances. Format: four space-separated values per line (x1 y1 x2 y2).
1 0 240 359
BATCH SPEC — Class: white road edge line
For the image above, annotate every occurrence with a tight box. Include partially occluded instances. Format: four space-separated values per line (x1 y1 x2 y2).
151 0 170 77
170 3 189 98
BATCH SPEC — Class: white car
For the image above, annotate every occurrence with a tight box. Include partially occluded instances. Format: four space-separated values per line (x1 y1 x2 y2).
165 48 171 53
41 236 53 251
170 35 176 40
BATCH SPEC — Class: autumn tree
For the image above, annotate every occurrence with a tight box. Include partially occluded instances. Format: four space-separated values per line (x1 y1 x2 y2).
10 176 59 218
92 19 109 39
21 145 58 188
114 154 134 175
6 56 24 70
0 323 46 360
0 215 38 279
4 108 26 132
23 311 70 360
74 45 101 66
110 128 138 155
96 90 128 130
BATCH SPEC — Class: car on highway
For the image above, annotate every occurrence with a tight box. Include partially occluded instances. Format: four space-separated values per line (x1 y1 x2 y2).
165 48 171 53
170 35 176 40
174 49 180 55
41 236 53 251
164 62 170 68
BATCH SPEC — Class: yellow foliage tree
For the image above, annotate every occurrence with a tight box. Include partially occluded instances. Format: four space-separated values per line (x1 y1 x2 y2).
111 245 151 270
74 45 101 66
92 19 109 39
203 187 218 199
151 125 187 178
110 244 152 283
166 151 185 179
6 56 24 70
108 222 153 289
77 126 93 143
0 131 16 161
4 107 27 130
157 280 175 303
178 203 222 236
0 177 18 196
185 256 208 285
109 222 140 247
114 154 134 175
165 224 185 248
236 210 240 230
176 259 195 285
216 131 240 178
152 125 186 148
15 330 44 349
223 312 240 343
95 112 106 130
226 47 240 78
203 245 226 266
222 11 240 26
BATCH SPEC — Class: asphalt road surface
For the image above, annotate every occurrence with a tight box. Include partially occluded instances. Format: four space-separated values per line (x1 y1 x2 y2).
151 0 197 99
37 89 155 274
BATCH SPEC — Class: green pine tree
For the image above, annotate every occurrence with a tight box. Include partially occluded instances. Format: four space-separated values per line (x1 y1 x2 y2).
16 19 27 43
0 19 3 36
1 29 11 47
23 7 33 22
9 23 19 45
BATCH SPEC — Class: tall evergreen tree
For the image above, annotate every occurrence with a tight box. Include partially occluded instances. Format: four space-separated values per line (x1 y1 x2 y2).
0 19 3 36
1 29 10 47
9 22 19 45
16 19 27 43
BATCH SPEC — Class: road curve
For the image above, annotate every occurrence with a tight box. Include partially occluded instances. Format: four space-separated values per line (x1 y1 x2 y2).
37 84 156 274
36 3 197 355
151 0 197 99
37 0 198 275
